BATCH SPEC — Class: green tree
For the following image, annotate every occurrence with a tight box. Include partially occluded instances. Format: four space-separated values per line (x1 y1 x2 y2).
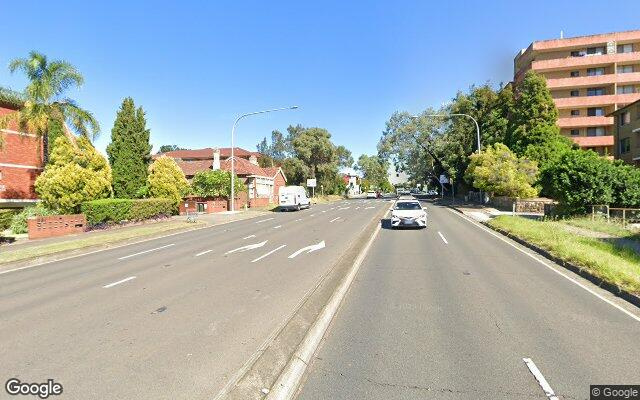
158 144 184 153
107 98 152 198
0 51 99 162
147 155 189 210
541 150 614 214
281 157 310 185
35 136 112 213
465 143 538 198
291 127 336 178
191 170 244 198
336 145 354 168
506 71 559 154
356 155 388 187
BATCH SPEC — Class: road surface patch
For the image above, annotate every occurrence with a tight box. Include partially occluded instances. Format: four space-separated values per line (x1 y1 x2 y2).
103 276 136 289
118 243 175 260
252 245 287 263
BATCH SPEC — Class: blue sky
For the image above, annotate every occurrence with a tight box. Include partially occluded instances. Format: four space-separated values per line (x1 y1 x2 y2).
2 0 640 161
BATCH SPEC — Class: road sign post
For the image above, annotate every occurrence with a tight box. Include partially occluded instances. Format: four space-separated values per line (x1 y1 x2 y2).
307 178 317 198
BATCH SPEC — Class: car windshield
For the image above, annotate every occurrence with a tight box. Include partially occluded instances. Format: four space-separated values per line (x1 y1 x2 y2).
394 202 422 210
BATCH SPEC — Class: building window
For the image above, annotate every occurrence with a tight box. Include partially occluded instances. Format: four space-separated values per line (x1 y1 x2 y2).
571 50 585 57
587 67 605 76
587 107 605 116
587 127 605 136
570 110 580 116
617 44 633 54
620 111 631 126
587 87 604 96
570 129 580 136
586 47 605 55
617 85 635 94
620 137 631 154
570 90 580 97
570 71 580 77
617 65 633 74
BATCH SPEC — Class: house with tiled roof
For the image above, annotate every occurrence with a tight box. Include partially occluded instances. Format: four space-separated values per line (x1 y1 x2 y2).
158 147 286 207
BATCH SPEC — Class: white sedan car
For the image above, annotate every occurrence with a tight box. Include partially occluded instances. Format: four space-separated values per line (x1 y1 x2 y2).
390 199 427 228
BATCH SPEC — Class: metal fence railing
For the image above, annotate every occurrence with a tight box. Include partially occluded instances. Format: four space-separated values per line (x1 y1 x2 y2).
590 205 640 227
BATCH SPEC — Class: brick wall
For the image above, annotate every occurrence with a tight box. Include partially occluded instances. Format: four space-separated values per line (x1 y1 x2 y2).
272 170 286 202
27 214 86 239
179 197 228 215
0 107 45 200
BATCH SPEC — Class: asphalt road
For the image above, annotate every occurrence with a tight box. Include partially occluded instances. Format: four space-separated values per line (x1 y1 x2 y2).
297 202 640 400
0 199 389 400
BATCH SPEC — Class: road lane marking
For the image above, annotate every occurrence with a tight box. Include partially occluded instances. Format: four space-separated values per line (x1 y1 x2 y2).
339 206 350 210
522 358 559 400
355 206 360 210
321 210 327 213
273 225 282 229
226 240 268 254
252 244 287 263
195 249 213 257
329 217 340 223
256 217 275 224
103 276 136 288
437 231 449 244
309 214 315 217
447 208 640 323
295 218 302 222
288 241 325 259
243 235 256 239
118 244 175 260
365 206 375 209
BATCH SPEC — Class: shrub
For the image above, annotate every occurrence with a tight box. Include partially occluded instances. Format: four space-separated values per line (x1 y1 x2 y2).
81 198 174 225
0 210 16 231
10 204 55 234
191 170 245 198
147 156 189 210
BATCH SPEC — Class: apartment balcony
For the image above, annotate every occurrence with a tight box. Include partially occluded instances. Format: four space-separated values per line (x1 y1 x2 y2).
532 52 640 72
570 135 614 149
547 72 640 89
557 116 613 129
554 92 640 109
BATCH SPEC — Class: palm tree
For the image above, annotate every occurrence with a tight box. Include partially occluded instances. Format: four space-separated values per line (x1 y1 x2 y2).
0 51 100 163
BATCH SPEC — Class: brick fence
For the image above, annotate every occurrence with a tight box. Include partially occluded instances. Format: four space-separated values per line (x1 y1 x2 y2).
179 197 228 215
490 196 557 214
27 214 86 239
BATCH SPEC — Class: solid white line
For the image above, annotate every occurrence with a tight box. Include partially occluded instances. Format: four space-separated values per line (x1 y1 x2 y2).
103 276 136 288
273 225 282 229
256 217 275 224
447 208 640 323
437 231 449 244
117 243 175 260
251 244 287 263
309 214 315 217
243 234 256 239
266 222 382 400
195 249 213 257
329 217 340 223
365 206 375 209
321 210 327 213
523 358 559 400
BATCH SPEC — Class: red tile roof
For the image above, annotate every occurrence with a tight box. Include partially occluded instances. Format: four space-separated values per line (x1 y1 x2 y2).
220 157 266 176
175 160 213 176
160 147 260 159
571 136 614 148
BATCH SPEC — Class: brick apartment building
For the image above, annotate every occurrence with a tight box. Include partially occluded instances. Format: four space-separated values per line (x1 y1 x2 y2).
611 98 640 166
0 103 44 208
514 30 640 157
158 147 287 207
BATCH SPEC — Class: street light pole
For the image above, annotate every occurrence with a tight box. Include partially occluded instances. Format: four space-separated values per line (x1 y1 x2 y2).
230 106 298 212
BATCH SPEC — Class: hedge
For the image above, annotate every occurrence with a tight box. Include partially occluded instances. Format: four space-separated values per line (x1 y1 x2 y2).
81 198 174 225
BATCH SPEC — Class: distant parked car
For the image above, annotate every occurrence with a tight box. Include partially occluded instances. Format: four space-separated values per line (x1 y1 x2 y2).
279 186 311 211
366 190 377 199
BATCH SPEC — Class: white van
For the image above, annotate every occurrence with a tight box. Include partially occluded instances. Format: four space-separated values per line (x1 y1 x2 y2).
279 186 311 211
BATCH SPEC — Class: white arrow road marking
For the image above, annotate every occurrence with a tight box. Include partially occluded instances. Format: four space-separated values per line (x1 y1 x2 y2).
103 276 136 288
195 249 213 257
118 244 175 260
243 235 256 239
226 240 268 254
288 241 326 259
523 358 559 400
252 244 287 263
438 231 448 244
255 217 275 224
329 217 340 223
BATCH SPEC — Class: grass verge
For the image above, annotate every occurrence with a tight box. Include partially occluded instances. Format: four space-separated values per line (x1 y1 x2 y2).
0 220 205 265
559 217 639 240
488 216 640 296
